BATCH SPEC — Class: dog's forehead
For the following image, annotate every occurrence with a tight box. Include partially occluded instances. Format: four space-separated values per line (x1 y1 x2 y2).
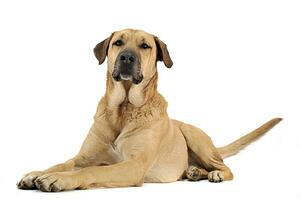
113 29 154 42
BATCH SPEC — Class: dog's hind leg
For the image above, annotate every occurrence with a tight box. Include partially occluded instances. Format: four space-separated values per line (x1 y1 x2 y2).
179 122 233 182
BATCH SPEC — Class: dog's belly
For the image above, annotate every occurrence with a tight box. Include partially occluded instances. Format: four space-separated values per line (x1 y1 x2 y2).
144 126 188 183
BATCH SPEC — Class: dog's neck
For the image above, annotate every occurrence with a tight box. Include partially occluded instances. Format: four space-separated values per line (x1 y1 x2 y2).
102 71 167 129
105 71 159 108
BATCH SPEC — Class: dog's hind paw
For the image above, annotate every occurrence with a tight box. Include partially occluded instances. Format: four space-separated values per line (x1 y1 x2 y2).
208 170 224 183
186 166 208 181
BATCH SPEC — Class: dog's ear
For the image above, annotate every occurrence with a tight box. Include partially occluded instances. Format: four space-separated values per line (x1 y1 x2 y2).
154 36 173 68
94 34 114 65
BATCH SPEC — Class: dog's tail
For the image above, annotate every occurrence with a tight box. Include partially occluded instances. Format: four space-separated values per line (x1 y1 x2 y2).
218 118 282 159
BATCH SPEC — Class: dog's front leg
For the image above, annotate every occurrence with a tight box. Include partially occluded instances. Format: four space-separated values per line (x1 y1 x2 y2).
34 126 163 192
17 159 78 190
17 112 119 190
34 159 144 192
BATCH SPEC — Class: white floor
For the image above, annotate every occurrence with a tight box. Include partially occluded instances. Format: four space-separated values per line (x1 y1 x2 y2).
8 177 299 200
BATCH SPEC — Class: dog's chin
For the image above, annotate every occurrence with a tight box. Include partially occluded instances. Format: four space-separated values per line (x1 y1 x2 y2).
120 74 133 81
112 73 143 85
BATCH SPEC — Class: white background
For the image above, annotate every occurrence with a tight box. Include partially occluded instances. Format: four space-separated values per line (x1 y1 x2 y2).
0 0 300 199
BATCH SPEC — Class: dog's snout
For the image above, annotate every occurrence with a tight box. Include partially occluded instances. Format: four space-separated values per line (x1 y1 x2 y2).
117 50 138 76
113 49 142 84
119 51 136 64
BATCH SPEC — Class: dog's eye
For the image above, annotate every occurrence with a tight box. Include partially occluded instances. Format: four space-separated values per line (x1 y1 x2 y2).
140 43 151 49
113 40 124 46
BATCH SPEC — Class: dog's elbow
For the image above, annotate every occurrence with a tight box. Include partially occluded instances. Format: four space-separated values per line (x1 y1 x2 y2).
121 159 146 187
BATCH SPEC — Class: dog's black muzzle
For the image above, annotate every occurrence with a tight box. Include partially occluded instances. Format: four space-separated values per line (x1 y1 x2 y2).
112 50 143 84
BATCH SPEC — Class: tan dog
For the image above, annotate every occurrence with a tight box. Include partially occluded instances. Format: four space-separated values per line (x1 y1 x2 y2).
17 29 282 192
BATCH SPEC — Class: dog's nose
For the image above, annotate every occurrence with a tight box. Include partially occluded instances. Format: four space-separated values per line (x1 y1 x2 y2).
119 51 136 64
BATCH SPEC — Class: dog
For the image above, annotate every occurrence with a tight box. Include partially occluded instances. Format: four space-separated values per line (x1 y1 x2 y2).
17 29 282 192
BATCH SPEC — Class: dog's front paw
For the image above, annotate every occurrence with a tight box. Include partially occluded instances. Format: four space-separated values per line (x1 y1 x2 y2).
34 172 76 192
208 170 224 183
17 171 44 190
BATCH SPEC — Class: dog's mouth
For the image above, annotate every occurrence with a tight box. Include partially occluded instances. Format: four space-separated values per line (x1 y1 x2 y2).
112 70 143 85
120 74 132 81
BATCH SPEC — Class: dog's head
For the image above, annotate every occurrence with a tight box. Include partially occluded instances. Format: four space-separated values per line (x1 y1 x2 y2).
94 29 173 84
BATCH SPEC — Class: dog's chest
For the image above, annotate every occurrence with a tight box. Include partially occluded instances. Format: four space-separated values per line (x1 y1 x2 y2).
107 101 160 130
